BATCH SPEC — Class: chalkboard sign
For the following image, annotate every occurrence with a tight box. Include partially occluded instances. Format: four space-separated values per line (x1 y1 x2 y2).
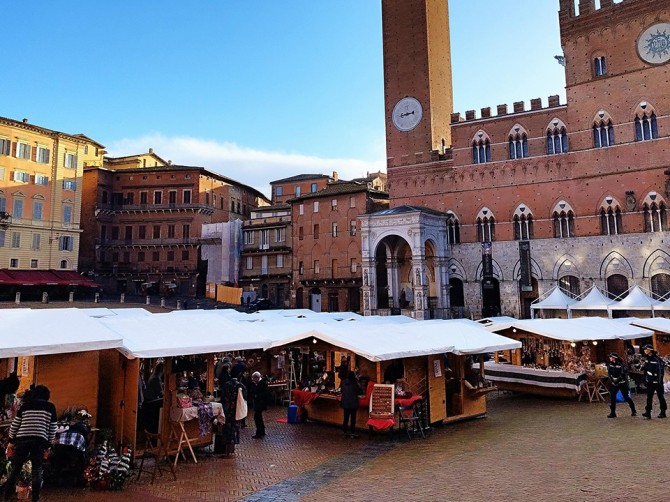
369 384 395 418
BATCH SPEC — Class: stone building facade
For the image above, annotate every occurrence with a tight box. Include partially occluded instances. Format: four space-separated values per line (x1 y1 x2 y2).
367 0 670 318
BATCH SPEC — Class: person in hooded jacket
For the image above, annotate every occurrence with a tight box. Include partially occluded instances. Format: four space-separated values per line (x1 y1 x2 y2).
641 344 667 419
340 371 362 438
605 352 636 418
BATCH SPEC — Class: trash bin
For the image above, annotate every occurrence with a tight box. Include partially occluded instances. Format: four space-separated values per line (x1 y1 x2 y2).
287 404 299 424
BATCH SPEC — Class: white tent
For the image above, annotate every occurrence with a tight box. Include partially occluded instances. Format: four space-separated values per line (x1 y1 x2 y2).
627 317 670 334
267 319 520 361
530 286 578 318
567 286 612 315
492 317 653 342
607 285 662 316
0 309 123 357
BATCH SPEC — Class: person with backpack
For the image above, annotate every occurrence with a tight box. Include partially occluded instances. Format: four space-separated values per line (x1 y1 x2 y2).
641 344 667 419
605 352 636 418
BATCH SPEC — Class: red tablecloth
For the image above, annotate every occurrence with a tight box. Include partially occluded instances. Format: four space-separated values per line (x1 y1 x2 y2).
395 395 423 408
292 389 320 406
366 418 395 431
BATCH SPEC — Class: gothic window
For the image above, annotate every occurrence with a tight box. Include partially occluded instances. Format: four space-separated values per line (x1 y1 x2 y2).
513 204 533 240
634 102 658 141
594 56 607 76
599 197 622 235
446 212 460 244
552 201 575 238
643 201 667 233
651 273 670 300
546 119 568 154
476 208 495 242
508 125 528 160
559 275 581 297
472 130 491 164
606 274 629 300
592 111 614 148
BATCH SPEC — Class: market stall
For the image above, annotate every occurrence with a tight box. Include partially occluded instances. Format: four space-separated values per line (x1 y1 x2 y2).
487 317 653 398
96 312 274 457
0 308 123 426
627 317 670 356
267 318 521 431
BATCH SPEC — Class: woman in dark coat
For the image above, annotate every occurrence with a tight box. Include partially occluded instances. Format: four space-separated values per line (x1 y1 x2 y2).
220 377 246 454
340 371 362 438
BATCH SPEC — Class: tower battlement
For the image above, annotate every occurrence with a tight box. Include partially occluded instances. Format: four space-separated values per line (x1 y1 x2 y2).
559 0 660 37
450 95 562 124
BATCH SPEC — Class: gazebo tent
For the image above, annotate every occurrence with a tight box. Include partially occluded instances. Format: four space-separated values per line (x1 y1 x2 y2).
530 286 578 318
607 285 662 317
567 286 613 317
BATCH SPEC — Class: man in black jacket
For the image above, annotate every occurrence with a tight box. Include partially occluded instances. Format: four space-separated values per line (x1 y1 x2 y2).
4 385 57 502
641 344 667 419
250 372 270 438
606 353 636 418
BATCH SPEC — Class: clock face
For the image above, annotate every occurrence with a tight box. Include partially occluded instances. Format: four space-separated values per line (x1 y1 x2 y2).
392 97 423 132
637 22 670 65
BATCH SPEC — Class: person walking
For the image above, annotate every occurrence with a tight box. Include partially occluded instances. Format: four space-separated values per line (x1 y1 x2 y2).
340 371 361 438
3 385 57 502
641 344 667 419
220 377 246 455
605 352 636 418
250 372 270 438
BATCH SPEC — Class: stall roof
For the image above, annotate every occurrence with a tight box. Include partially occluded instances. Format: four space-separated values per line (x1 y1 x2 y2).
568 286 612 312
267 319 520 361
78 307 154 318
530 286 578 311
608 285 662 312
627 317 670 334
0 309 123 357
99 314 277 359
492 317 653 342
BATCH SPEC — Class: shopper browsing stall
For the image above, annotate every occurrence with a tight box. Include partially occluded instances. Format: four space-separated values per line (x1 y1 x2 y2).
250 372 269 439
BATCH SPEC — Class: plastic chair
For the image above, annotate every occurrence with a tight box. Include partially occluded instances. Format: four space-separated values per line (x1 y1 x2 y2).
398 405 425 439
137 429 177 484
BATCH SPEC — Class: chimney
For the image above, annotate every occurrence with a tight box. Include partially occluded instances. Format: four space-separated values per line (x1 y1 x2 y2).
149 148 153 154
168 160 172 166
22 118 28 123
332 171 339 181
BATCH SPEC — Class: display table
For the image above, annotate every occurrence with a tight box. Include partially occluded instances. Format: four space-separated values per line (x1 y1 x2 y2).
168 402 223 466
477 362 586 398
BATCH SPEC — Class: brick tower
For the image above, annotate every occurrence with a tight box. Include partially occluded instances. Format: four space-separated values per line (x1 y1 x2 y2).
382 0 453 169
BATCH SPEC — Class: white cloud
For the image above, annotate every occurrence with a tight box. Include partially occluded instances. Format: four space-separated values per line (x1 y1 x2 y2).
107 134 386 199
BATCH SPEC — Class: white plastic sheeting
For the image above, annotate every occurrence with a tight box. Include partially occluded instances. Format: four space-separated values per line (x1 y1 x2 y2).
530 287 578 315
489 317 653 342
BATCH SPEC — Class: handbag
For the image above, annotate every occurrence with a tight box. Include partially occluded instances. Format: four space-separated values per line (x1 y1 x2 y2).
235 387 248 420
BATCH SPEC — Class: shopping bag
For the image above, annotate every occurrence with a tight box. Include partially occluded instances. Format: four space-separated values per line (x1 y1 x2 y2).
235 387 248 420
615 390 626 403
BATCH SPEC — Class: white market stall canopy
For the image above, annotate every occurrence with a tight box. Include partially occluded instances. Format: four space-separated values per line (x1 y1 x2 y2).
607 285 662 314
627 317 670 334
0 309 123 357
567 286 612 313
530 286 578 315
490 317 653 342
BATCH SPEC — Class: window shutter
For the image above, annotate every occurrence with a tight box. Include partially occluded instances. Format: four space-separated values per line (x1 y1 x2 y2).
11 142 16 157
31 146 36 162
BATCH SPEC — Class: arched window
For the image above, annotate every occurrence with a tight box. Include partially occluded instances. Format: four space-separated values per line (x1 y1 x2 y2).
643 201 668 232
552 201 575 238
59 259 69 269
513 204 533 240
508 125 528 160
559 275 581 297
599 197 622 235
546 119 568 154
472 130 491 164
607 274 629 300
594 56 607 76
446 212 460 244
634 103 659 141
476 208 495 242
651 273 670 300
592 111 614 148
449 278 465 307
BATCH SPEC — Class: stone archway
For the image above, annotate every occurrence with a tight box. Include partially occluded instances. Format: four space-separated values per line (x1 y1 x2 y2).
359 206 450 319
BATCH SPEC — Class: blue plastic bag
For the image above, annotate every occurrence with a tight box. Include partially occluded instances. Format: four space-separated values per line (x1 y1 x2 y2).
615 390 627 402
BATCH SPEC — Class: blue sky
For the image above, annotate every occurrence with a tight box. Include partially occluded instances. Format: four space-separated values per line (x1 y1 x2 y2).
5 1 565 195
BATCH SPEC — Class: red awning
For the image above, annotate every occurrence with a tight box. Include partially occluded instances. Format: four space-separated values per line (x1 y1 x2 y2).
0 270 99 287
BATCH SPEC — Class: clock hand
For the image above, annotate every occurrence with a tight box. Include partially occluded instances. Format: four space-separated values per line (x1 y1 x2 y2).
400 111 415 118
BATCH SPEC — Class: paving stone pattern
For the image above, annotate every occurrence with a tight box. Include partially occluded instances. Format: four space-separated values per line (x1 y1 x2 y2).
36 393 670 502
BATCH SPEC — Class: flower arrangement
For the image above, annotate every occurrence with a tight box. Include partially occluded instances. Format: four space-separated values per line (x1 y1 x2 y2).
83 441 132 491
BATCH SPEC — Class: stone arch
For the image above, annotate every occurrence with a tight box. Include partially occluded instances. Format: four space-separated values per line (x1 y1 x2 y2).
512 257 543 281
448 259 466 282
552 254 582 281
642 249 670 278
475 258 504 281
600 251 634 280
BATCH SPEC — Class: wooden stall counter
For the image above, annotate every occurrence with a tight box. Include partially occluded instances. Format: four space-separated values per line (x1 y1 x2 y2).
168 402 223 466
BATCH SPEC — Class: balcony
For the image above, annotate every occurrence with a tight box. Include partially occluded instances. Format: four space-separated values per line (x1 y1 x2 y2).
97 238 201 248
0 211 11 228
95 202 213 215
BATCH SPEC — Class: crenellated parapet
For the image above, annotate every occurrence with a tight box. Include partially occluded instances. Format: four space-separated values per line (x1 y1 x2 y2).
559 0 660 38
451 95 562 124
